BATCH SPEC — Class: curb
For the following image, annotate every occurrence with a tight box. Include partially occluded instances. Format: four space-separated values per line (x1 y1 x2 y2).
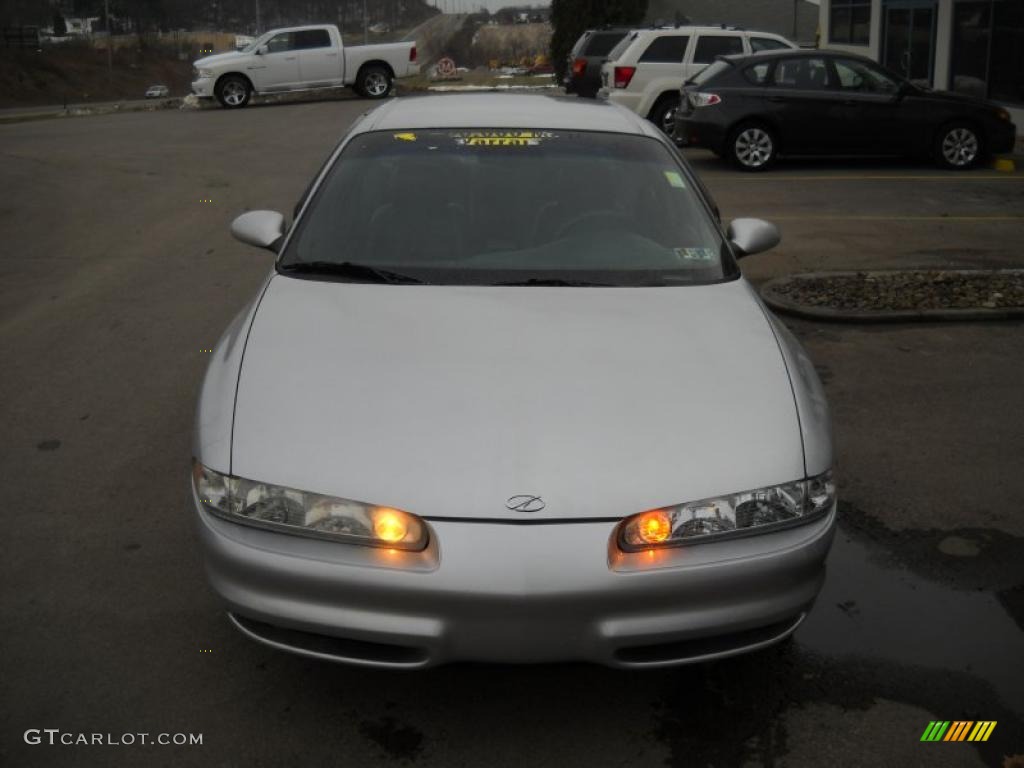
0 98 184 124
760 269 1024 323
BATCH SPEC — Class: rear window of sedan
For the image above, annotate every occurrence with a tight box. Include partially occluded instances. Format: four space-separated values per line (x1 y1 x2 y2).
689 59 732 85
282 130 734 287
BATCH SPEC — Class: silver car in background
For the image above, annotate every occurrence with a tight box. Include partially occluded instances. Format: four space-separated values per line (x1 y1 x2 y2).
192 94 835 668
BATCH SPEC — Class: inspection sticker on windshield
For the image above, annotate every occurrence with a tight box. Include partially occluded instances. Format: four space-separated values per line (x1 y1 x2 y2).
453 131 553 147
663 170 686 188
393 132 417 142
675 247 716 261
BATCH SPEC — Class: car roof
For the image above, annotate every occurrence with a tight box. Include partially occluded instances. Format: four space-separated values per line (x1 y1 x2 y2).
722 48 877 64
361 93 659 136
630 26 783 35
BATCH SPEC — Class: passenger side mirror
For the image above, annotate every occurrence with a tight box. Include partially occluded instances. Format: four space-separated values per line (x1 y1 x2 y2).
727 218 780 258
231 210 286 251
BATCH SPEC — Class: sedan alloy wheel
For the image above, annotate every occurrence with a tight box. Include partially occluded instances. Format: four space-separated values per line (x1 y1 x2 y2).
732 126 775 170
940 126 980 168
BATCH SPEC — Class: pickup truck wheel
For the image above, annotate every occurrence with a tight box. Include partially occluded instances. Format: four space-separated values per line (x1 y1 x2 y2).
359 65 393 99
216 75 251 108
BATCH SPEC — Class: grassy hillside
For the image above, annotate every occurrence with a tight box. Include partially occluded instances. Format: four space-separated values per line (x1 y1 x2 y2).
0 43 192 107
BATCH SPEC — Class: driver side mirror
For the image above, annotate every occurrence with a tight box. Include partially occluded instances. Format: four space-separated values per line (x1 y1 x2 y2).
255 44 267 55
231 210 286 251
727 218 780 258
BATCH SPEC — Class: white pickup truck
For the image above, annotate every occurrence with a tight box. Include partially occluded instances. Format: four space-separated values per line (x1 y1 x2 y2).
191 24 419 108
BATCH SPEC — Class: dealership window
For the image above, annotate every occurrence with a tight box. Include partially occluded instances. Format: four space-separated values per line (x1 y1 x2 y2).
951 0 1024 104
830 0 872 45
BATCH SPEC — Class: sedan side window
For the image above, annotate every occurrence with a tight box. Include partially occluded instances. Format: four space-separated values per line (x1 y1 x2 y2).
265 32 296 53
744 62 772 85
771 57 832 90
834 58 900 93
693 35 744 64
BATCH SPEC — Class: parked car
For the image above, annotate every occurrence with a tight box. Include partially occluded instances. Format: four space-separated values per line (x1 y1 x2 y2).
192 94 836 669
144 84 169 98
191 24 419 108
597 26 795 138
675 50 1018 170
563 27 631 98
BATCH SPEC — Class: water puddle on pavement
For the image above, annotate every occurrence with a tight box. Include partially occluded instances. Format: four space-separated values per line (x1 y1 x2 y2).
795 530 1024 717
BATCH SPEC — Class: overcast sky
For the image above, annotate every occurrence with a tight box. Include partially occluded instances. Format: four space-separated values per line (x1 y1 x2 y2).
428 1 552 12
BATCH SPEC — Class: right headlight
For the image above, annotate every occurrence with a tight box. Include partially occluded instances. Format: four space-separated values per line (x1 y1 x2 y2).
195 67 213 78
619 471 835 551
192 460 428 551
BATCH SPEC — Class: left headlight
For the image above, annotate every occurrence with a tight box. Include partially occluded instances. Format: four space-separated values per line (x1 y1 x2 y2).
195 68 213 78
192 460 428 551
619 471 835 551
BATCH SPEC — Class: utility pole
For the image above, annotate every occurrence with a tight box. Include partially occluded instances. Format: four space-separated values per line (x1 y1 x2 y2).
363 0 368 44
792 0 798 41
104 0 112 90
256 0 261 32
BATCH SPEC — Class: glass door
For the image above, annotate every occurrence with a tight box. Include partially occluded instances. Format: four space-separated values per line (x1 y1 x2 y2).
883 1 937 85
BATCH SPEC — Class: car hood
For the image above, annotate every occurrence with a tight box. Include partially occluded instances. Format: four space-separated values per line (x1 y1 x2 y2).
910 85 998 111
231 275 805 521
194 51 247 69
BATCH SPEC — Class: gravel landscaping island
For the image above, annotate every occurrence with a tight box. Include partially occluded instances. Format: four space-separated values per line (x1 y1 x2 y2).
761 269 1024 322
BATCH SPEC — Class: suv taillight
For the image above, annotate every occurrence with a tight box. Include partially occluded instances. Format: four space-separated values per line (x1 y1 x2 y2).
572 57 587 77
690 92 722 107
613 66 636 89
409 45 417 62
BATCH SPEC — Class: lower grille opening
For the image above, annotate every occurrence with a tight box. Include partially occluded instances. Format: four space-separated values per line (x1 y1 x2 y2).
230 613 430 666
613 614 803 665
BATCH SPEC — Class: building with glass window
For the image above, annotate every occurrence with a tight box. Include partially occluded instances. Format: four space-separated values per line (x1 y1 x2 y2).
819 0 1023 131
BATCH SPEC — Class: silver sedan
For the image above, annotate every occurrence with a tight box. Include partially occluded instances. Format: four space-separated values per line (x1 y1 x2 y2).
192 94 835 668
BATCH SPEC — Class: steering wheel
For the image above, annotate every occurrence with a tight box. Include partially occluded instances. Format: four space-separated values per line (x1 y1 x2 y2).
551 209 637 241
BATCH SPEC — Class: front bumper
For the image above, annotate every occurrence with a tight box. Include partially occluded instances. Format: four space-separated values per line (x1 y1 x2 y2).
989 119 1017 155
191 78 214 98
194 485 836 668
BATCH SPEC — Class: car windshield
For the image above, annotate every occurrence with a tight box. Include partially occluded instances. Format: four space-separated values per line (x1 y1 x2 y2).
280 129 734 287
241 31 273 52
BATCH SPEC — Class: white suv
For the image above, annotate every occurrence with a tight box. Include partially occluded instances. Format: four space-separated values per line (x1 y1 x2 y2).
598 26 795 138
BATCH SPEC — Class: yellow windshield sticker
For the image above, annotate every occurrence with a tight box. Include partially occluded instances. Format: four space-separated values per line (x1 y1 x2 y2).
393 132 417 142
453 131 553 147
664 171 686 188
675 247 716 261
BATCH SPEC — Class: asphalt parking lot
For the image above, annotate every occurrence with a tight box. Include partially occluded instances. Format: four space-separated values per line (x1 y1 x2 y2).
1 95 1022 767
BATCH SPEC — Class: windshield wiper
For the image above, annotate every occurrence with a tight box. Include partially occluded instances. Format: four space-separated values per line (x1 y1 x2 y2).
278 261 425 284
491 277 613 287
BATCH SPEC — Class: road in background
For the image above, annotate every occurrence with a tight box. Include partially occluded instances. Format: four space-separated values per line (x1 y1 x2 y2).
1 99 1022 767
